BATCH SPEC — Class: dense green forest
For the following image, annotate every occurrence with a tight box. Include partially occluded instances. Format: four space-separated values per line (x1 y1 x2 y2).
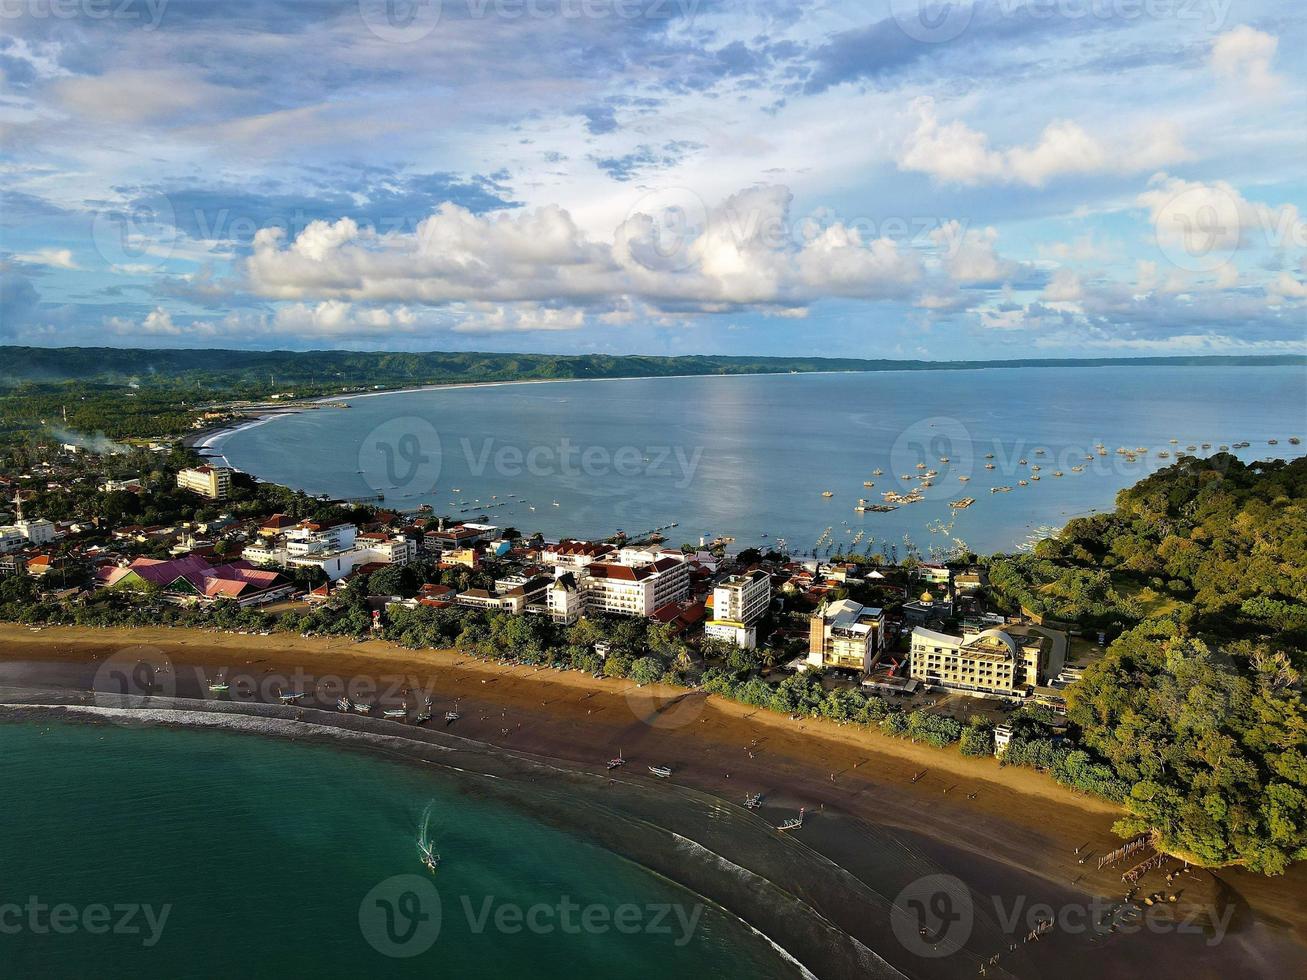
989 455 1306 873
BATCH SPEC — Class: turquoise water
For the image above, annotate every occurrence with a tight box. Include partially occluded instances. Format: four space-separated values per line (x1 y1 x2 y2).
0 721 795 978
214 365 1307 554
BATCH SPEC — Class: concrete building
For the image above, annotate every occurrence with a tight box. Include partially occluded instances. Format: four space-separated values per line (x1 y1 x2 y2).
542 539 616 571
908 625 1050 697
176 465 232 500
547 572 583 624
579 555 690 618
807 599 886 672
704 569 771 648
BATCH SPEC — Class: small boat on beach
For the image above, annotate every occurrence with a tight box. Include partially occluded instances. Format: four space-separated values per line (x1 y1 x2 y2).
777 808 805 832
353 702 373 714
744 793 763 810
607 750 626 771
383 707 407 720
336 697 352 712
444 711 461 724
648 765 673 779
278 691 305 704
207 678 229 693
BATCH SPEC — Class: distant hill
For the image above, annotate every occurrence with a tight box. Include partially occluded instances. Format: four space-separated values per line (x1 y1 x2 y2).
1 346 1302 389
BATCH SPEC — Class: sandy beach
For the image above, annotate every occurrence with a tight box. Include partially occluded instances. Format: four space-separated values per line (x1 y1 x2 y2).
2 623 1304 979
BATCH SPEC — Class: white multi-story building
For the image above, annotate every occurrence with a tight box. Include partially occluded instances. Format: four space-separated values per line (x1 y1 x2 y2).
807 599 886 672
542 539 616 572
244 521 420 582
579 555 691 618
908 625 1049 696
547 572 583 624
176 465 232 500
704 569 771 648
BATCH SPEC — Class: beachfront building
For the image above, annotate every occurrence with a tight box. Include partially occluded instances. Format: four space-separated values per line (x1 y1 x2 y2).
542 539 617 572
704 569 771 648
96 554 294 607
547 572 583 624
176 465 232 500
908 625 1050 697
807 599 886 672
580 556 691 618
242 520 417 581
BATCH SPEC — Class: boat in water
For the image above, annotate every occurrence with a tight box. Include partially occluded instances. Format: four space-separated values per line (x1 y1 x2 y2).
949 497 975 509
990 486 1013 493
418 805 440 873
821 490 834 497
648 765 673 779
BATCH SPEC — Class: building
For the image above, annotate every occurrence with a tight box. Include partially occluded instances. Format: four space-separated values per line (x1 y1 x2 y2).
542 539 616 571
176 465 232 500
579 555 690 618
903 590 954 625
916 563 951 585
242 520 416 582
704 569 771 648
807 599 886 672
96 554 293 607
547 572 582 624
908 625 1050 697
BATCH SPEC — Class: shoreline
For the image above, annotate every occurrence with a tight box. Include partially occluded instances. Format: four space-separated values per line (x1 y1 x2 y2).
3 623 1305 978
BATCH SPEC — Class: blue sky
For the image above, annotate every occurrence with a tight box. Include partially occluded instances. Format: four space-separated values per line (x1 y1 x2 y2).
1 0 1303 358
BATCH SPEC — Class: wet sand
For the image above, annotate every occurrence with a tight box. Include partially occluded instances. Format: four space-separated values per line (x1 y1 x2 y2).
2 624 1303 979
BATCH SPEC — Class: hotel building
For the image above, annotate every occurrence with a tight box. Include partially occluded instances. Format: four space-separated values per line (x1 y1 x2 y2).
908 625 1049 696
704 569 771 648
807 599 886 672
176 465 232 500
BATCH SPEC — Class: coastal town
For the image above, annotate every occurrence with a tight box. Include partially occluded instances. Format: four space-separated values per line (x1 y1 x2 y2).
1 438 1092 752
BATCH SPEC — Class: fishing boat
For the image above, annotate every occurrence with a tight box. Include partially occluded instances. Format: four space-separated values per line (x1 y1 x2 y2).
1290 437 1301 445
854 498 870 513
383 707 407 720
821 490 834 497
1071 465 1084 472
777 808 805 832
1053 471 1064 477
278 691 305 704
1268 439 1279 445
939 456 950 463
984 453 995 459
863 480 875 488
336 697 352 712
1018 480 1029 487
1031 474 1041 481
949 497 975 509
607 750 626 770
1030 464 1041 471
419 841 440 873
444 711 461 724
872 468 883 476
1201 443 1211 449
744 793 763 810
413 711 431 724
958 475 970 482
1018 458 1028 466
207 678 229 693
648 765 673 779
990 486 1012 493
915 462 927 470
1035 449 1046 456
984 463 996 470
353 702 373 714
1219 445 1229 451
1186 445 1197 452
1157 450 1169 458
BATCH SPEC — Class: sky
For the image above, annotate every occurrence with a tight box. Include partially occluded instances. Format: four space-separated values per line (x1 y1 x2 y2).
1 0 1304 359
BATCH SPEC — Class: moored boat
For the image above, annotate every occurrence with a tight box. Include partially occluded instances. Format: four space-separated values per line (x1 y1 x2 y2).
648 765 673 778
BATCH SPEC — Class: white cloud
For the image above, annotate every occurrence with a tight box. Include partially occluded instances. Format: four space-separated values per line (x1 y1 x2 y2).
1210 26 1280 95
898 99 1188 187
245 185 923 314
1137 174 1306 267
929 221 1017 284
14 248 77 269
1042 268 1083 303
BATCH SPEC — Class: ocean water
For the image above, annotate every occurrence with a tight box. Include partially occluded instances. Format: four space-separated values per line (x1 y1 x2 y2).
213 365 1307 554
0 720 797 978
